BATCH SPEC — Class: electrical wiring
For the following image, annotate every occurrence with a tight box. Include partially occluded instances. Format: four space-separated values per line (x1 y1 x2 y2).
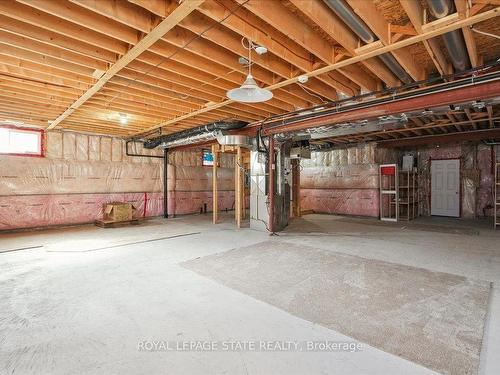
298 83 327 103
103 0 251 108
215 0 313 65
471 26 500 40
327 73 357 97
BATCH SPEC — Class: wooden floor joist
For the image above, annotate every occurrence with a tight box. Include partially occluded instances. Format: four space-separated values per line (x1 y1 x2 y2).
47 0 204 130
138 6 500 135
0 0 497 142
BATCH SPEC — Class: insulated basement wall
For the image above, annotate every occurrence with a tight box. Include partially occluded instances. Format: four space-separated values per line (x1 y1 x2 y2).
300 144 396 217
409 143 498 218
166 149 237 216
0 131 164 231
301 142 497 219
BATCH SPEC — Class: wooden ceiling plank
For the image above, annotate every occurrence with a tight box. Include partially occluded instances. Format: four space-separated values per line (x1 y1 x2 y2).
455 0 480 67
0 88 74 107
0 0 128 55
399 0 451 75
0 14 118 64
194 0 343 98
76 0 326 104
287 0 397 88
235 0 376 93
0 3 293 114
346 0 425 81
69 0 160 32
0 74 83 97
49 0 307 110
0 82 78 102
135 6 499 135
0 63 90 90
17 0 139 44
46 0 205 130
0 30 107 73
0 52 94 85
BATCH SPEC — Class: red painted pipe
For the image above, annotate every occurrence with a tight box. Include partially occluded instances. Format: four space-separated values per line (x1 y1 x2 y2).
268 135 275 233
262 79 500 135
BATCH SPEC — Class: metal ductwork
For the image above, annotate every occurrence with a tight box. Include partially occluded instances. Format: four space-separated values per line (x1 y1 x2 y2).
426 0 471 71
216 134 251 148
143 120 248 149
323 0 413 84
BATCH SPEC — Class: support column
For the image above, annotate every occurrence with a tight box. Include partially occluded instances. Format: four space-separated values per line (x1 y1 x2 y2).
291 158 301 218
163 148 168 218
235 146 242 228
268 136 275 233
241 150 245 220
212 144 219 224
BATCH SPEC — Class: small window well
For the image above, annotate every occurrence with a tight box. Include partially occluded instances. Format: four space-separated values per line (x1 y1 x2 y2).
0 126 44 157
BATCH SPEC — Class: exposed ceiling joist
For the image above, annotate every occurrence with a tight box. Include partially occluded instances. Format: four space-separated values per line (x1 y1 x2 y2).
287 0 394 88
136 6 500 136
346 0 425 81
378 127 500 147
46 0 204 130
399 0 452 75
455 0 481 67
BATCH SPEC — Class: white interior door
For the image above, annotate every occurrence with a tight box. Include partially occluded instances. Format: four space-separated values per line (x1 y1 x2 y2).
431 159 460 217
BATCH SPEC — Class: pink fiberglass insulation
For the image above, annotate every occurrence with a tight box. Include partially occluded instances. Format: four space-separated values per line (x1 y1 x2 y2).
168 190 237 215
0 131 242 230
0 192 164 231
416 143 495 218
299 146 380 217
301 189 379 217
477 145 495 217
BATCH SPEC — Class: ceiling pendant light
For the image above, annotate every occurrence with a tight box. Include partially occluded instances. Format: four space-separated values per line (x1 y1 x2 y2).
119 113 128 125
227 39 273 103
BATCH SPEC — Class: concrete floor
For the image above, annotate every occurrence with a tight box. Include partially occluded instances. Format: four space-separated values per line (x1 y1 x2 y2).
1 213 499 375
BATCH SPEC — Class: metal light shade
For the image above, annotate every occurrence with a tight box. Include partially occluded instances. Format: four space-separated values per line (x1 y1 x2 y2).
227 74 273 103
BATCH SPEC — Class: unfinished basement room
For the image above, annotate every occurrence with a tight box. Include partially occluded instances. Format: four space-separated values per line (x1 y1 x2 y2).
1 0 500 374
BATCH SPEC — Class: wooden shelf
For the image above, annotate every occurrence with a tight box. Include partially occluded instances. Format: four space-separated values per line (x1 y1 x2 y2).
380 165 420 222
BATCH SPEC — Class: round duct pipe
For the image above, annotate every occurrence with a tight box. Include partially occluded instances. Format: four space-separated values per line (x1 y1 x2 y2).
323 0 376 43
143 120 248 149
323 0 412 84
427 0 453 18
426 0 471 71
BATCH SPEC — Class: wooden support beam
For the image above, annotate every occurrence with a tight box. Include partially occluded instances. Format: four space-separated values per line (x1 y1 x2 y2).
136 6 499 136
378 127 500 147
0 1 289 115
464 108 478 129
46 0 204 129
400 0 452 75
235 146 243 228
487 106 494 128
287 0 396 88
291 158 301 218
61 0 315 110
234 0 362 94
455 0 480 67
346 0 425 81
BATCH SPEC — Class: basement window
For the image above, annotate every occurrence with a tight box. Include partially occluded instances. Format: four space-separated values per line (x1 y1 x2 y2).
0 126 44 157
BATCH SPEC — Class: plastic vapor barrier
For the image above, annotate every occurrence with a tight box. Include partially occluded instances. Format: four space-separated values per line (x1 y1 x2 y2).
300 144 381 217
414 143 494 218
166 149 238 216
0 131 164 230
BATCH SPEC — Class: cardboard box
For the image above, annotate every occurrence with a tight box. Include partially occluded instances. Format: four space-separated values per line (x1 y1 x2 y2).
103 202 134 222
